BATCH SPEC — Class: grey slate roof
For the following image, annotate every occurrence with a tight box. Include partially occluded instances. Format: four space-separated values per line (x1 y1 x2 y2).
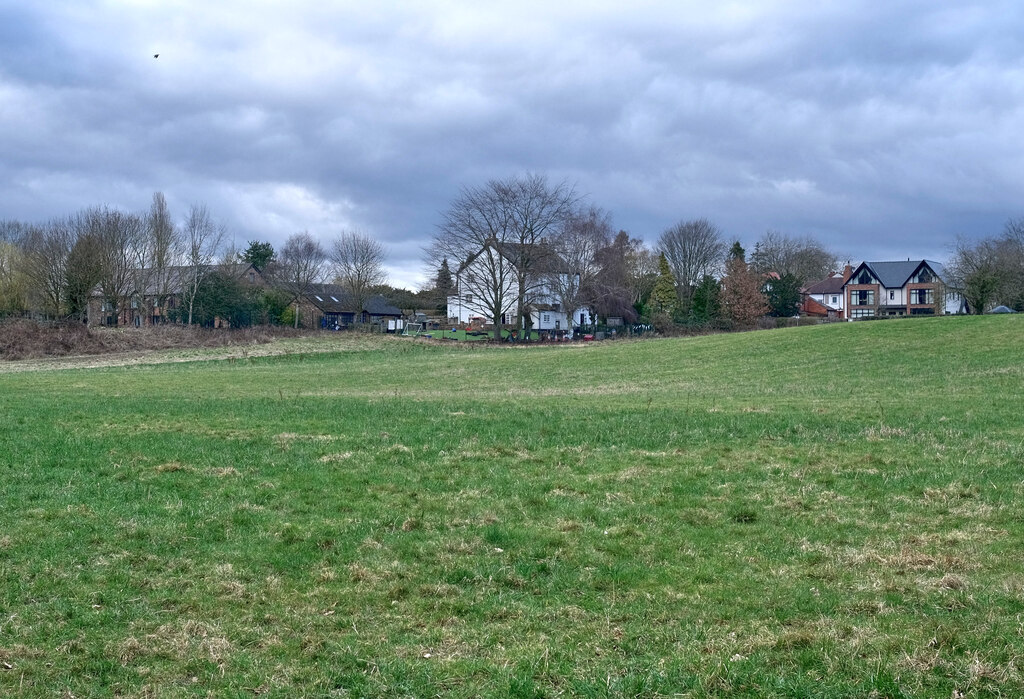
304 283 401 316
804 274 846 295
850 260 946 288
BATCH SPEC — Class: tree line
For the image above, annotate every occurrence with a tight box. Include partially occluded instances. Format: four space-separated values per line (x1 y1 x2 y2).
3 178 1019 330
426 174 842 334
948 221 1024 313
0 193 405 327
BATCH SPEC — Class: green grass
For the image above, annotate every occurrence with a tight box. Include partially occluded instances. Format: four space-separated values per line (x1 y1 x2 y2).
0 315 1022 697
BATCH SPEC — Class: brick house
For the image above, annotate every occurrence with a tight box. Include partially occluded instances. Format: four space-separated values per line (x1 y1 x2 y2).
88 263 265 327
842 260 963 319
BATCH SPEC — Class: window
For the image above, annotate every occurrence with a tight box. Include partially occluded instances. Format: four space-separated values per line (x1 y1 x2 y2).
857 271 872 284
331 296 339 302
315 295 323 302
851 290 875 306
850 308 875 318
911 288 934 305
542 313 551 323
248 272 255 282
831 295 838 304
889 290 895 301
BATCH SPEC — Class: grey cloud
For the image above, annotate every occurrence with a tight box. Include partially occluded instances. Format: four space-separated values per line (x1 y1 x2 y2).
2 1 1023 287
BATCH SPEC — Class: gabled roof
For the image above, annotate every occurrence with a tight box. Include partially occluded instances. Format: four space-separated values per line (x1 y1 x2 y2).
363 295 403 316
803 273 846 295
303 283 401 316
845 260 946 289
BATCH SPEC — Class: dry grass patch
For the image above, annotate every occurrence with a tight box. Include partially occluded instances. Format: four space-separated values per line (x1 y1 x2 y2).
119 620 232 665
318 452 353 463
274 432 341 445
863 424 911 440
844 544 978 574
923 482 981 502
154 461 193 474
934 573 969 591
346 564 378 585
210 466 240 477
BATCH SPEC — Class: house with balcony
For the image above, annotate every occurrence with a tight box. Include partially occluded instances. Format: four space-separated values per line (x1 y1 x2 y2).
842 260 964 319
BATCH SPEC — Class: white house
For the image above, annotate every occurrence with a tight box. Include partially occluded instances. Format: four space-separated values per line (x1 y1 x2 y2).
802 266 851 318
446 240 593 332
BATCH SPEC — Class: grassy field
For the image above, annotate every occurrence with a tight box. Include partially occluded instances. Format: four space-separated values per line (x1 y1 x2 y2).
0 316 1022 697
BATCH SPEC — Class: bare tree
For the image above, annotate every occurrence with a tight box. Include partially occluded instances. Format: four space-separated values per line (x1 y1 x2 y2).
589 231 651 323
749 230 838 285
432 173 576 338
144 193 182 323
547 206 611 326
89 207 145 325
65 223 103 323
948 222 1024 313
19 217 76 318
658 218 726 309
0 221 28 316
626 237 659 308
432 185 517 333
278 231 327 328
503 174 577 336
330 231 387 318
998 218 1024 309
181 204 224 325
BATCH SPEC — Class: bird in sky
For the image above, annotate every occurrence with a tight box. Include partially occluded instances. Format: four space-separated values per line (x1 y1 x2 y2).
153 54 159 58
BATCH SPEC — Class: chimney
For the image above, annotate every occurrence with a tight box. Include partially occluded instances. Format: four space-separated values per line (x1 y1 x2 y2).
841 264 853 283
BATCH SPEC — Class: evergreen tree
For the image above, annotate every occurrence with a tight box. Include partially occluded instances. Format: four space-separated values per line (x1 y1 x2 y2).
690 274 722 323
648 253 679 316
241 240 275 270
435 258 454 311
764 271 802 317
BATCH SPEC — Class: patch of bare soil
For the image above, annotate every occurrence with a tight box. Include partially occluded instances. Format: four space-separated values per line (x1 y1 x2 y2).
0 320 315 371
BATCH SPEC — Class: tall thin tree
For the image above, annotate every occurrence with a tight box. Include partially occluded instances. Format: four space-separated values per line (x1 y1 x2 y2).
330 231 387 319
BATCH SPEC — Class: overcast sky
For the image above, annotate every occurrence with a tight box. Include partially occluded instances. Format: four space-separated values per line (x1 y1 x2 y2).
2 1 1022 287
